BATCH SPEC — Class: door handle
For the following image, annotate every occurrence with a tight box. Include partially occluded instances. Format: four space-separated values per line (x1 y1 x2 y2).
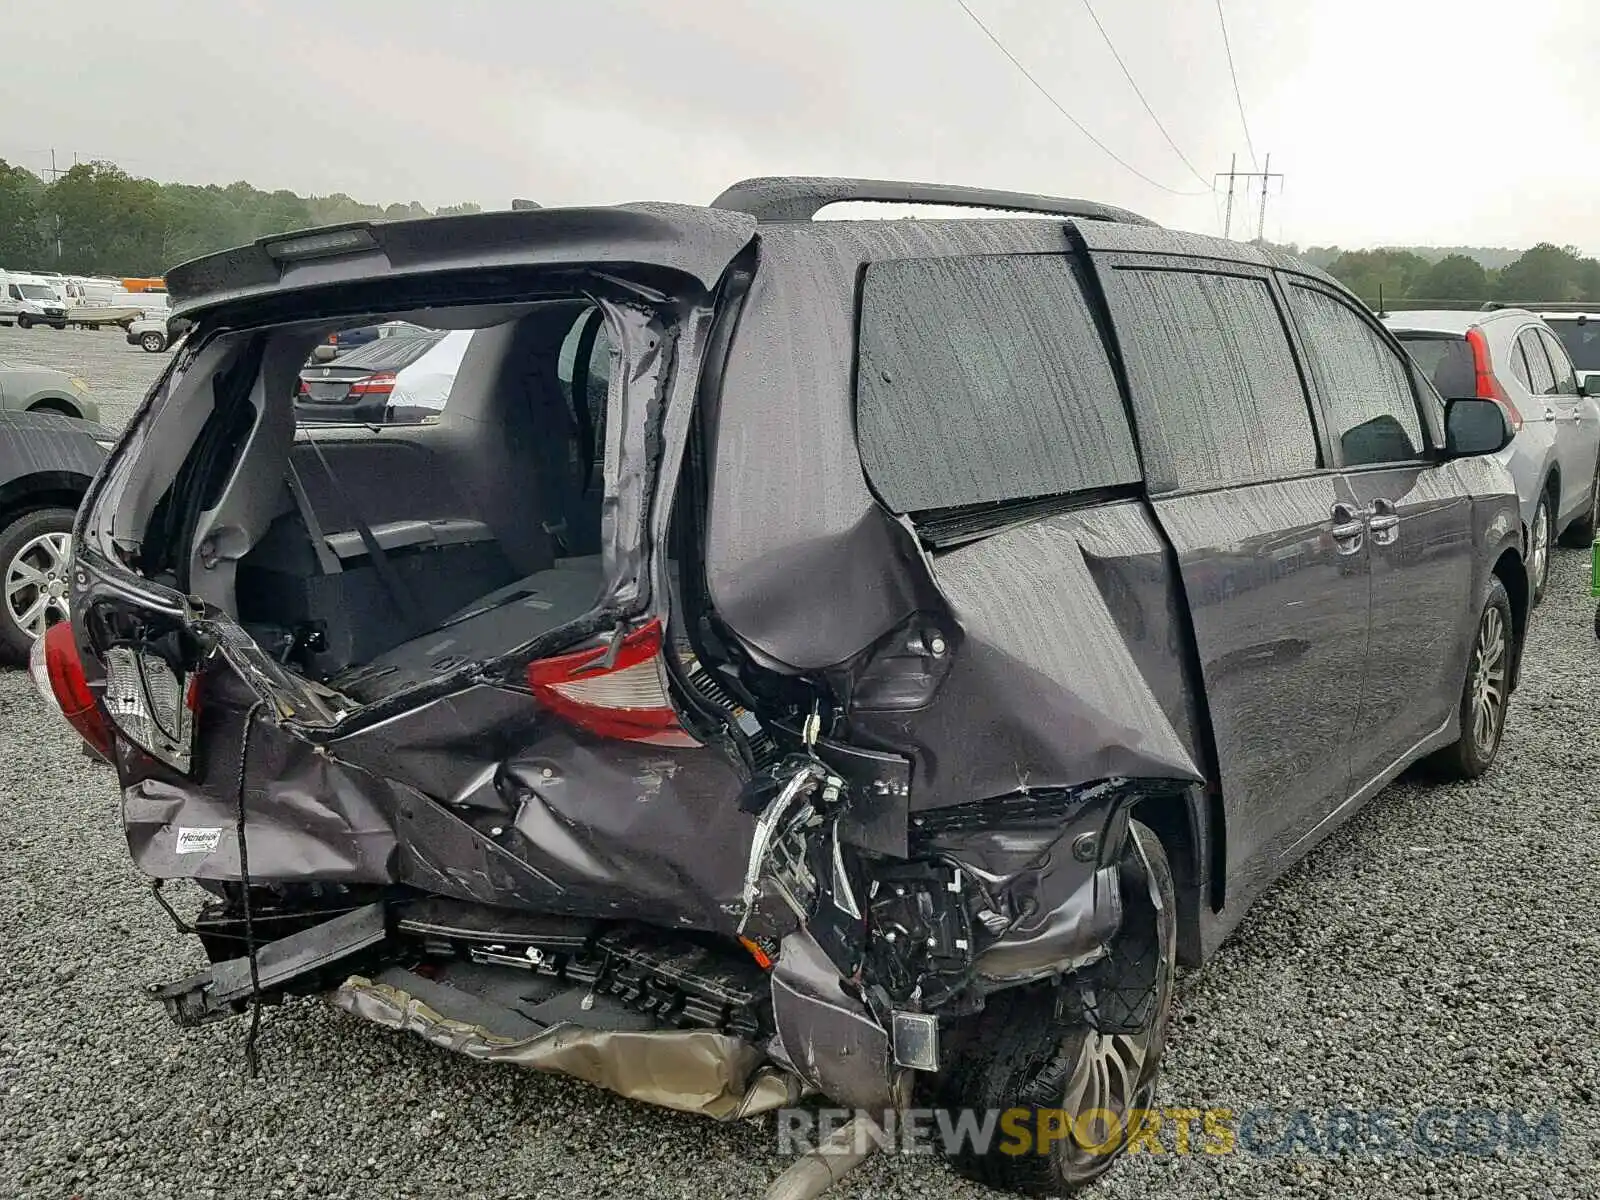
1330 502 1367 555
1368 497 1399 546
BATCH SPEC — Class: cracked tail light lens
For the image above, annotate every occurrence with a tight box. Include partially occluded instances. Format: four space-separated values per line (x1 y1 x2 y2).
102 646 198 771
526 619 698 748
31 623 114 759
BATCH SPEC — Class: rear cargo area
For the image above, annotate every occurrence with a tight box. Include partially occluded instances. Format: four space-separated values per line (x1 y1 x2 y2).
112 293 635 708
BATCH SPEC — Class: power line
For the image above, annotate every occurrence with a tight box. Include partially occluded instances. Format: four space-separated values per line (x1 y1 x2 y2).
1214 0 1259 170
1078 0 1212 190
952 0 1211 197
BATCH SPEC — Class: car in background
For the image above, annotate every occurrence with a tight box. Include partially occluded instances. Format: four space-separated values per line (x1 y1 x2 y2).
0 360 101 423
126 314 175 353
0 409 112 657
0 273 70 329
1537 311 1600 393
46 180 1529 1197
295 328 445 421
1385 308 1600 601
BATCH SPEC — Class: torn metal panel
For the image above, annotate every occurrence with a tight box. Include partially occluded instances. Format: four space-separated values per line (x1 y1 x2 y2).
768 929 896 1113
121 705 400 884
330 973 801 1121
849 505 1202 812
916 784 1133 984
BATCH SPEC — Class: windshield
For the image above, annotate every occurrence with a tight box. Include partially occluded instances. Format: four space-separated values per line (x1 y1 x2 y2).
17 285 56 300
1395 333 1475 399
1546 320 1600 372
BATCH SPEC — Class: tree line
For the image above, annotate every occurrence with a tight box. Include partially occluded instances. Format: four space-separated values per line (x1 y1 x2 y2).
1276 242 1600 309
0 158 481 276
5 154 1595 307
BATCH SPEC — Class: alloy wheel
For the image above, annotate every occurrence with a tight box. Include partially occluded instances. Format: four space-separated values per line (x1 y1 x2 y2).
5 531 72 642
1470 605 1508 755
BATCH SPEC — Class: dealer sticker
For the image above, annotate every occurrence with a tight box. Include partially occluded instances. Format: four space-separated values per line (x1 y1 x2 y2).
175 827 223 855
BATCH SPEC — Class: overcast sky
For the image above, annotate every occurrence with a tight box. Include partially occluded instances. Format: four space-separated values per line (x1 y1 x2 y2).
4 0 1596 251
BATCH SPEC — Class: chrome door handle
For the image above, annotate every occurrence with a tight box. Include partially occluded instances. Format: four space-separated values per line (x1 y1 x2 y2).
1330 502 1367 555
1368 498 1399 546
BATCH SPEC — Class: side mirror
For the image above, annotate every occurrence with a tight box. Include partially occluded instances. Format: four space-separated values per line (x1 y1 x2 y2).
1443 397 1514 457
311 344 337 364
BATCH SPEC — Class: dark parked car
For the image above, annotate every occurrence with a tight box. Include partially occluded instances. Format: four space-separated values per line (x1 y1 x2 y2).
0 409 111 657
295 329 445 422
39 180 1526 1195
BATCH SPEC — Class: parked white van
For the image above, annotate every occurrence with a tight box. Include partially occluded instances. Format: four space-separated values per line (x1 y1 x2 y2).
0 272 69 329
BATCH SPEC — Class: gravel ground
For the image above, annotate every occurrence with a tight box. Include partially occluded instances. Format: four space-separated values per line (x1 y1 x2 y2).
1 325 1597 1198
0 321 164 431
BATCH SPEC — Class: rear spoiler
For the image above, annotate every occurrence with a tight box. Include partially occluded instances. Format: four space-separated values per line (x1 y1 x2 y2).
163 204 758 320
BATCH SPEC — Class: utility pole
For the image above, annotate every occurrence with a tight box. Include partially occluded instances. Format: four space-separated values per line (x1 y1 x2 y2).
1255 151 1272 242
1215 153 1284 242
1222 152 1237 240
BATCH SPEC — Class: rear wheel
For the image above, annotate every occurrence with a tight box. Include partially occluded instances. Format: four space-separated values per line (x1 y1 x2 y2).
1528 494 1551 605
1425 577 1512 781
0 507 76 662
938 820 1176 1195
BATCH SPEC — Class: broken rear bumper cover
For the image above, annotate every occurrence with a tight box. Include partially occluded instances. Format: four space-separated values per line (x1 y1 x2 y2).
147 778 1152 1121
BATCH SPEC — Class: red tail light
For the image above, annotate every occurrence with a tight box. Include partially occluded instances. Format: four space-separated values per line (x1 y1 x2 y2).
31 623 114 759
526 619 698 747
297 379 310 395
348 372 396 396
1466 328 1522 432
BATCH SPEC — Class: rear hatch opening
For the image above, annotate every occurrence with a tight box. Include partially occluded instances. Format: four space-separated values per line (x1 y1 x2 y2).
79 274 720 749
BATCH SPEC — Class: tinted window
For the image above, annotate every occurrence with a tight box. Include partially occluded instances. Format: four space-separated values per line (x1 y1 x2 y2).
1534 328 1578 395
856 254 1138 511
1287 285 1424 466
1110 269 1316 490
1508 339 1533 389
1548 319 1600 372
1518 329 1559 395
1395 334 1475 400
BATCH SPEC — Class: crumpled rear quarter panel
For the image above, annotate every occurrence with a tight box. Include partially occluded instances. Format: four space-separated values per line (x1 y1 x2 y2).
850 502 1206 810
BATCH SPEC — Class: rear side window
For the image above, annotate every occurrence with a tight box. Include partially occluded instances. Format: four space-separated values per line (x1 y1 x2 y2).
1518 329 1559 395
558 307 611 485
855 254 1138 512
1108 269 1317 490
1536 328 1579 395
1395 334 1475 401
1287 284 1424 466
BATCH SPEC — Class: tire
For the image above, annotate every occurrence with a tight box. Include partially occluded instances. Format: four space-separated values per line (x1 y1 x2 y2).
0 506 76 662
16 314 32 330
937 820 1177 1195
1425 576 1513 781
1560 469 1600 547
1528 493 1551 606
140 330 167 353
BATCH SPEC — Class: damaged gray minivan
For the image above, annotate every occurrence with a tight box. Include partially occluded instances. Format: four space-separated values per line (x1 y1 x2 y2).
39 178 1527 1196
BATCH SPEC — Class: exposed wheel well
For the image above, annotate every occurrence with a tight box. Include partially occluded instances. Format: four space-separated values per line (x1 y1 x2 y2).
1491 548 1528 690
1129 786 1209 968
26 399 79 419
0 473 91 530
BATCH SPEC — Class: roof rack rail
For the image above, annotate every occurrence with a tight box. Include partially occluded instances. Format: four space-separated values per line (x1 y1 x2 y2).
710 176 1159 227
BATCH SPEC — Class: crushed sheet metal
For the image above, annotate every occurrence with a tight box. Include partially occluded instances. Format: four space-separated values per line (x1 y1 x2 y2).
330 975 803 1121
